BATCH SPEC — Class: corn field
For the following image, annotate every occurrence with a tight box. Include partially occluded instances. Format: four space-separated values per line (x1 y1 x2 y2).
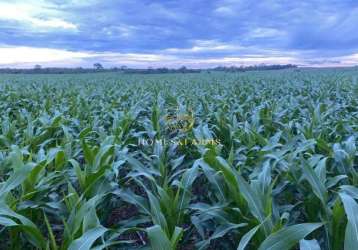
0 70 357 250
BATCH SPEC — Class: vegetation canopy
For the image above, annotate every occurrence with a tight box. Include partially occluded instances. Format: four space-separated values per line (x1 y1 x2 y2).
0 69 357 250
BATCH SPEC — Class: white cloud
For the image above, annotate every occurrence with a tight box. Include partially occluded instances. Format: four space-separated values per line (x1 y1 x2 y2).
102 25 138 38
165 40 245 53
179 56 299 67
96 52 176 63
163 40 299 59
29 18 77 29
0 45 357 69
0 46 91 65
54 0 100 8
213 0 248 16
0 46 176 67
214 6 235 16
247 28 286 38
0 2 77 30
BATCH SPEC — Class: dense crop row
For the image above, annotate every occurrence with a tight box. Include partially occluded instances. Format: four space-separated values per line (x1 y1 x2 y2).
0 70 357 249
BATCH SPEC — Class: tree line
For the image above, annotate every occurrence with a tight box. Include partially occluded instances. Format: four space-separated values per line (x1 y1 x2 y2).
0 63 297 74
211 64 297 72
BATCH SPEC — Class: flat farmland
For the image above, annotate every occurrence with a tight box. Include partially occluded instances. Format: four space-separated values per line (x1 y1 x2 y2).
0 69 357 249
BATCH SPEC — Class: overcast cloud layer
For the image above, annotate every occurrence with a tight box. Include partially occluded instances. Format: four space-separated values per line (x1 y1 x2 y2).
1 0 358 68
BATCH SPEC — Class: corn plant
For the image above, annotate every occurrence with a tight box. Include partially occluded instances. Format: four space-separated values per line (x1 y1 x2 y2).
0 70 357 249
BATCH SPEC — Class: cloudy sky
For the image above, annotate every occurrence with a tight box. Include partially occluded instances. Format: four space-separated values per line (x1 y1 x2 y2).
0 0 358 68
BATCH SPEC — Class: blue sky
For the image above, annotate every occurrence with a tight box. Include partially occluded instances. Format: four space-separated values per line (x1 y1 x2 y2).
0 0 358 68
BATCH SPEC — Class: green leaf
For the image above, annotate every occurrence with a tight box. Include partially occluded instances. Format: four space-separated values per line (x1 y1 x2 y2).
43 211 58 250
68 226 107 250
258 223 323 250
326 175 347 189
237 224 261 250
0 163 35 199
332 199 346 250
198 223 247 250
299 239 321 250
0 204 47 249
147 225 172 250
200 159 226 202
170 226 184 249
175 164 199 218
301 160 327 204
0 216 18 226
237 216 271 250
339 192 358 250
236 175 272 234
340 185 358 199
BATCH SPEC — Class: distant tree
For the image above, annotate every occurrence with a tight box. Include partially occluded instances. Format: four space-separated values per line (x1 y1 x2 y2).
34 65 42 70
93 63 104 70
120 65 128 70
178 66 187 73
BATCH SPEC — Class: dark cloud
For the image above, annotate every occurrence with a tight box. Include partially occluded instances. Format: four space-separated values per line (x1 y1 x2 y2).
0 0 358 67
